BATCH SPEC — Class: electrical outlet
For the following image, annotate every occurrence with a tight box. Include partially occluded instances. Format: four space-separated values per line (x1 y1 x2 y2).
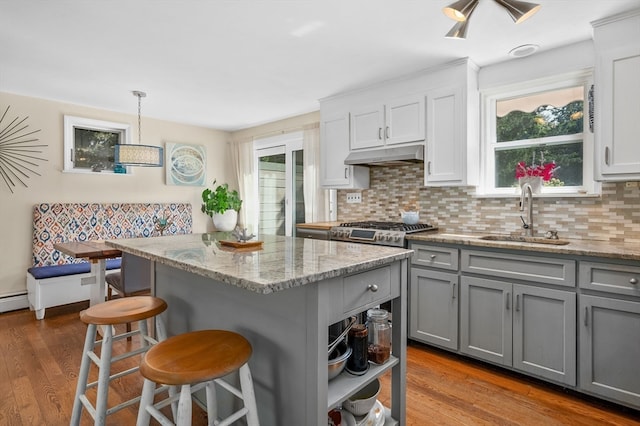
346 193 362 203
625 181 639 188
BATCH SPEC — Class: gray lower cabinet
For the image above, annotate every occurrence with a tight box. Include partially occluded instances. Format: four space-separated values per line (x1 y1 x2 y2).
460 276 512 365
579 258 640 410
410 268 458 350
460 276 577 386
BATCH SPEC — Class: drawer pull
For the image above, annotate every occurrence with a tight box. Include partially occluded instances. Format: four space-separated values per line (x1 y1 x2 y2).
430 254 437 260
630 278 638 285
368 284 379 292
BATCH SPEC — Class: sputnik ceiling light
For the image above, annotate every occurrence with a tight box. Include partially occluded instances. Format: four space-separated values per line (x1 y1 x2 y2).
443 0 541 39
114 91 164 167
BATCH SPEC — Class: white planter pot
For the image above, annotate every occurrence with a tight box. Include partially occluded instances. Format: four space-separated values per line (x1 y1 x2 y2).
519 176 543 194
212 210 238 232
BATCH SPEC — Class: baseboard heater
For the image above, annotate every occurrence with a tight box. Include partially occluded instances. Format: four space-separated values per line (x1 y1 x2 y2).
0 292 29 314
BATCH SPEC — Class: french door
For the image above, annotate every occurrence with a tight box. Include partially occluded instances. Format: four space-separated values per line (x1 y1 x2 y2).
254 133 305 237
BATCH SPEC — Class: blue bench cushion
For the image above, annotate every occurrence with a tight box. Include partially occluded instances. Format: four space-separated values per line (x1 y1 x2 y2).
28 258 121 280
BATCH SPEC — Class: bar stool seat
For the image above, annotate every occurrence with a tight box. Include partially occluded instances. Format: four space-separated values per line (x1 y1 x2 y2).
137 329 260 426
71 296 168 426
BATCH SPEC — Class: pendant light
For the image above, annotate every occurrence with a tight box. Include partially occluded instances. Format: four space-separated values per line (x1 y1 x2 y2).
443 0 479 22
445 0 479 39
114 91 164 167
494 0 541 24
442 0 541 39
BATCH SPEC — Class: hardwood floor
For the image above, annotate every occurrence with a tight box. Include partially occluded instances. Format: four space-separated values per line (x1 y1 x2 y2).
1 301 639 425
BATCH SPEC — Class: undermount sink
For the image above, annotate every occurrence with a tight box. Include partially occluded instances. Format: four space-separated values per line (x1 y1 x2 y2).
480 235 570 245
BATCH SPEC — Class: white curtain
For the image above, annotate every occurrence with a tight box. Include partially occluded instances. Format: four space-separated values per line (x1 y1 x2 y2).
229 137 256 231
303 123 330 222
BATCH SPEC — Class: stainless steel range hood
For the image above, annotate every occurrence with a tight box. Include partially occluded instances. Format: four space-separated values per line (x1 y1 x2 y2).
344 145 424 166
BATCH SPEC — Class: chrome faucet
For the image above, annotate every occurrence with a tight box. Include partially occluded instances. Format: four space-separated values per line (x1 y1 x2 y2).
519 183 534 237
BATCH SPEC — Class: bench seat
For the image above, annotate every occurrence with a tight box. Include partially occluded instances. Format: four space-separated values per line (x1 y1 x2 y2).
27 259 121 279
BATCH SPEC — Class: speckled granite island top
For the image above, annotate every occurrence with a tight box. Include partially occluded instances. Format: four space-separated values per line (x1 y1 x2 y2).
106 233 412 294
407 231 640 261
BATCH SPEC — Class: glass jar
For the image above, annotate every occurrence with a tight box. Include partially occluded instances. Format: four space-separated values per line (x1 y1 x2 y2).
346 324 369 375
366 308 391 364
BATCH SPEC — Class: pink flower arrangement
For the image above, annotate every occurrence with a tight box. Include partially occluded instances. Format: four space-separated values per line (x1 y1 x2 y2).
515 161 556 181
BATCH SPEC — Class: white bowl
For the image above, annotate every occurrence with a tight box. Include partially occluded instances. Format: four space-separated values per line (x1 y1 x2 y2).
343 379 380 416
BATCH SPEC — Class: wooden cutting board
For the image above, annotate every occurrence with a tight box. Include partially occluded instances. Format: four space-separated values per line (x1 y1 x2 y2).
219 240 263 249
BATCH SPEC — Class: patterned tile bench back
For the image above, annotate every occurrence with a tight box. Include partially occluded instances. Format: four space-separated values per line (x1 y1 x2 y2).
32 203 192 267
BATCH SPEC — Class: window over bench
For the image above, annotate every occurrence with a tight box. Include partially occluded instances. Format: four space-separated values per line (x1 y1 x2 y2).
63 116 131 174
479 71 598 196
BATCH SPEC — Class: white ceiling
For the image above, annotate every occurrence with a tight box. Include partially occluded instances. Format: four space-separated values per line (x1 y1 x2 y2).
2 0 639 131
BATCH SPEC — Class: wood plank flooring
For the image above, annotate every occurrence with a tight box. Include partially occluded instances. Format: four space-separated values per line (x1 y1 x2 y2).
1 301 639 425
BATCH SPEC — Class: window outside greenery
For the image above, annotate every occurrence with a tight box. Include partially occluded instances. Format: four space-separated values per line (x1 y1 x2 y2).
491 85 585 190
73 127 120 171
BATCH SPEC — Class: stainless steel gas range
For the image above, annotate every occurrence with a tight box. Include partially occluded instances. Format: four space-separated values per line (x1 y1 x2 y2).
329 221 438 248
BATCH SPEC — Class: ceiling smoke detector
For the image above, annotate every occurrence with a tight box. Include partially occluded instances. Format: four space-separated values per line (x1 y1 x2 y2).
508 44 540 58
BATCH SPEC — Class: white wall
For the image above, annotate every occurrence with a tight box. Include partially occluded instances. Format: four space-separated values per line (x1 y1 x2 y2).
0 92 232 298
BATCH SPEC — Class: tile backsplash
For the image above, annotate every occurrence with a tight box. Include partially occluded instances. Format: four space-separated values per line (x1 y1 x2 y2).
337 163 640 244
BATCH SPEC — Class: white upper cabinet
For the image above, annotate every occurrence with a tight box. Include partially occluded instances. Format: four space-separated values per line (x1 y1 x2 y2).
593 10 640 181
320 112 370 189
350 103 385 150
319 57 478 188
424 59 479 187
350 95 425 150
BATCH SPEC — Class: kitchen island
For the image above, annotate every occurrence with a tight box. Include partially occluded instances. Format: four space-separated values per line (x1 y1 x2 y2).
106 233 411 425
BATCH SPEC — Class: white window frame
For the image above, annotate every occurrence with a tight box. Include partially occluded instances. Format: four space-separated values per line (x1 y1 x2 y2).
63 115 131 174
478 70 599 197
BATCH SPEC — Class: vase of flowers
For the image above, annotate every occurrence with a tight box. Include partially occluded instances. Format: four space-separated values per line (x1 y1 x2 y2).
515 160 556 194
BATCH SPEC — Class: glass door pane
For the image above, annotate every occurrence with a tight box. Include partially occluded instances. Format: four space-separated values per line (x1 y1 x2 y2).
258 149 286 236
292 149 305 237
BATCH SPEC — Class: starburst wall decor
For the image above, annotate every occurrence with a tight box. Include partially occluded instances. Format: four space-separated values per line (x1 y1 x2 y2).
0 106 46 193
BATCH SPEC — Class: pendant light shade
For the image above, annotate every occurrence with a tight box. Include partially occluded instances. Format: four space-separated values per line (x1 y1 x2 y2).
493 0 541 23
442 0 479 22
115 144 163 167
442 0 541 38
445 0 478 39
114 90 164 167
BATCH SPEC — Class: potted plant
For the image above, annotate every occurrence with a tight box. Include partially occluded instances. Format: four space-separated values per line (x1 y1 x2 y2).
201 180 243 232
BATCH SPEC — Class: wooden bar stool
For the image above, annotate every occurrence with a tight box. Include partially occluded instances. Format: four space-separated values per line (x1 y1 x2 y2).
136 329 260 426
71 296 168 426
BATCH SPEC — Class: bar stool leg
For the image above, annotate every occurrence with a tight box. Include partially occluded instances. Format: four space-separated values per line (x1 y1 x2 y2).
176 384 192 426
205 380 217 426
71 323 97 426
136 379 156 426
94 325 114 426
239 364 260 426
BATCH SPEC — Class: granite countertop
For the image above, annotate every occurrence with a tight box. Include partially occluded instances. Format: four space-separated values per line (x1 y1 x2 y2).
106 233 412 294
407 231 640 261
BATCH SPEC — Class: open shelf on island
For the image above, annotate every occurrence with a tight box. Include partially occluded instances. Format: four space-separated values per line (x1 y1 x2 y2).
327 355 398 409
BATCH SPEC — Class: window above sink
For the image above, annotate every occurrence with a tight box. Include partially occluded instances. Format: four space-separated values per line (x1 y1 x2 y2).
478 70 600 197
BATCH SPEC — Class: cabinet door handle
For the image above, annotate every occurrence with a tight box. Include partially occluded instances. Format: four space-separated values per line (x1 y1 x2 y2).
605 147 610 166
452 282 456 299
584 306 589 326
344 167 349 179
427 161 432 175
630 278 638 285
506 292 510 310
368 284 379 292
378 128 382 140
515 294 520 312
385 126 390 139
